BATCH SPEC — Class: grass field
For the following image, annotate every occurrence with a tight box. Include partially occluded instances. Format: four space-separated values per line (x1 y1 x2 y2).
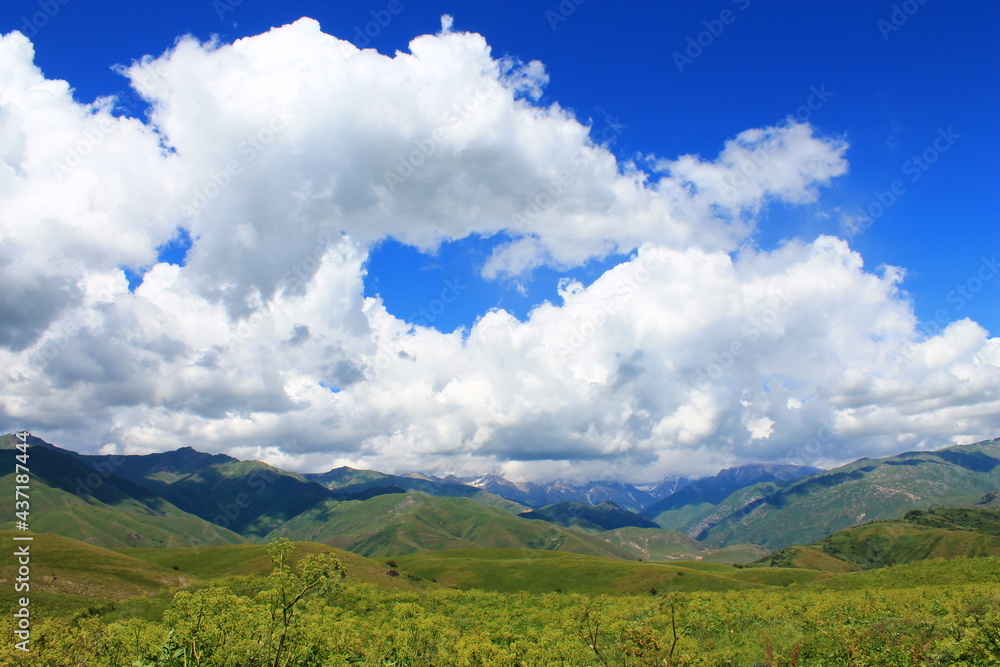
2 532 1000 666
387 547 827 595
122 541 436 592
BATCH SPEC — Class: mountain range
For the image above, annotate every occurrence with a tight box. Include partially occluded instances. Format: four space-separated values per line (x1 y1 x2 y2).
652 438 1000 549
1 433 998 560
458 473 669 512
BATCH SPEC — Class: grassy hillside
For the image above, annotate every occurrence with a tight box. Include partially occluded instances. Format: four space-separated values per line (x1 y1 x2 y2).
388 548 825 595
597 526 768 564
303 466 390 489
0 531 438 620
754 545 860 572
758 507 1000 571
663 438 1000 549
0 531 190 614
263 492 637 559
163 459 338 537
808 554 1000 591
903 506 1000 535
122 542 435 592
819 521 1000 568
8 552 999 666
599 526 705 557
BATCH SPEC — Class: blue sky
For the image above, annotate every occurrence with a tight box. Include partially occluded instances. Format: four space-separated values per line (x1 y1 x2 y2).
0 0 997 478
5 0 996 334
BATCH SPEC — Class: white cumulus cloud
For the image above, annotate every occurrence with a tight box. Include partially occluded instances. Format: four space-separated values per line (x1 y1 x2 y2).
0 18 996 481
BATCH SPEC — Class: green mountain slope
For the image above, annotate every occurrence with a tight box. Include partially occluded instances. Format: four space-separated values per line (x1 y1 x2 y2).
305 466 529 513
0 445 243 549
640 463 821 518
755 546 860 573
599 526 768 564
662 437 1000 550
86 448 526 539
519 500 660 532
81 446 239 488
157 459 335 537
303 466 390 489
263 492 637 558
84 449 341 538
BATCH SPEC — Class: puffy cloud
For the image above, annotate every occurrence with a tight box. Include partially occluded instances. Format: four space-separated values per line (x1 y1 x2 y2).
0 19 996 480
0 31 180 349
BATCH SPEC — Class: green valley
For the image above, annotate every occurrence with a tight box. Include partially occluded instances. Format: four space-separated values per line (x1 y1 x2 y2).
3 434 1000 665
262 492 637 558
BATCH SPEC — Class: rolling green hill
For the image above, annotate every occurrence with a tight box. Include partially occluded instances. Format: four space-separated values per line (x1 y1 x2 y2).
0 531 436 617
807 554 1000 591
599 525 704 557
0 531 191 614
387 548 826 595
903 505 1000 535
819 521 1000 569
85 445 527 539
658 438 1000 550
263 492 637 558
753 545 859 572
599 526 769 563
303 465 391 489
758 507 1000 571
121 541 435 592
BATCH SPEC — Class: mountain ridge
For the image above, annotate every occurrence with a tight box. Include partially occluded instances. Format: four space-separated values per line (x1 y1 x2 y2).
8 432 999 560
655 437 1000 550
519 500 661 532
